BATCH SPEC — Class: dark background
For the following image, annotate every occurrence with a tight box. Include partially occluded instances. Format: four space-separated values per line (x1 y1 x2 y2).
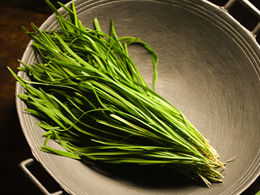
0 0 259 194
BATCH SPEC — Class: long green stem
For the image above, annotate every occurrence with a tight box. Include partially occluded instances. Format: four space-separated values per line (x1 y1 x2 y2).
8 0 225 186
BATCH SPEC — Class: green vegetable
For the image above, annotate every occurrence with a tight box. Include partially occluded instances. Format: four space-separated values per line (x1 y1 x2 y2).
9 0 225 187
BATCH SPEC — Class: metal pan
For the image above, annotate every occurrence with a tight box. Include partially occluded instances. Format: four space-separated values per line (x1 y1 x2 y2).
16 0 260 194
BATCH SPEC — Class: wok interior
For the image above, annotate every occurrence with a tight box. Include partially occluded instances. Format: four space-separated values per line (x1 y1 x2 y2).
17 0 260 194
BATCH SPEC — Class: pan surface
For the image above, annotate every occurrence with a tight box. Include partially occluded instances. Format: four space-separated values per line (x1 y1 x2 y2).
16 0 260 194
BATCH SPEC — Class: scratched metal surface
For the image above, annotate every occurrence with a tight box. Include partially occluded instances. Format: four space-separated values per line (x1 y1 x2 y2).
16 0 260 194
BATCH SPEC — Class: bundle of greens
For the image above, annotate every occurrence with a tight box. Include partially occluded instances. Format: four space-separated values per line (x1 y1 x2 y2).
9 0 225 187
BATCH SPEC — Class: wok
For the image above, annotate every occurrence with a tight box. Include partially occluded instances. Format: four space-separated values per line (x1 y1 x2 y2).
16 0 260 194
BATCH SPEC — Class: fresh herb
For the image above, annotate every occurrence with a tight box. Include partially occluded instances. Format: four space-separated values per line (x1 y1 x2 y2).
9 0 225 187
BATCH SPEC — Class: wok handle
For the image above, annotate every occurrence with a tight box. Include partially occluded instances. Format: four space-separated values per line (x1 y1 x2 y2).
19 158 63 195
223 0 260 36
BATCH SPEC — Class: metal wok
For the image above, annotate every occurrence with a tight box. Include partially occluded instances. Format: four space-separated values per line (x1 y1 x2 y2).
16 0 260 194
